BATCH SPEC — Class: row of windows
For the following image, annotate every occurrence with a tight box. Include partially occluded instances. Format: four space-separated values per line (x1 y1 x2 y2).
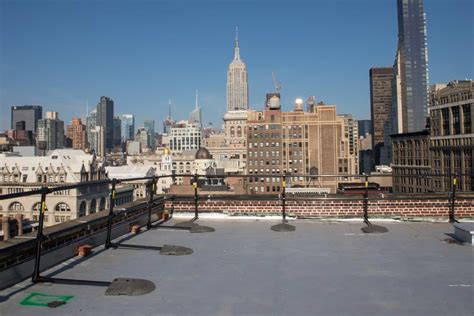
248 151 280 158
248 160 281 167
248 142 280 148
249 186 281 193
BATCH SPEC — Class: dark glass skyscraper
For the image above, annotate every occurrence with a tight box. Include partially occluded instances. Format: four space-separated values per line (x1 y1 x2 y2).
96 96 114 151
392 0 429 133
11 105 42 132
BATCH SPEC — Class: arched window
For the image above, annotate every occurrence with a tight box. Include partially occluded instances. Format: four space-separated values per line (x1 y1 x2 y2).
9 202 24 211
79 201 87 217
237 126 242 137
90 199 97 214
33 202 48 212
230 126 235 137
55 203 71 212
99 197 106 211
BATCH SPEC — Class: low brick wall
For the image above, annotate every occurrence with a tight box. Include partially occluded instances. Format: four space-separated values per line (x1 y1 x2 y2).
166 195 474 220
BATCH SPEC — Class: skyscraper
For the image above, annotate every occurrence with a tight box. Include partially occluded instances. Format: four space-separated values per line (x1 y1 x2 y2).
370 67 394 165
66 118 88 150
86 109 97 151
120 114 135 142
144 119 155 149
113 116 122 147
37 111 64 153
11 105 42 133
96 96 114 151
391 0 429 133
227 28 249 111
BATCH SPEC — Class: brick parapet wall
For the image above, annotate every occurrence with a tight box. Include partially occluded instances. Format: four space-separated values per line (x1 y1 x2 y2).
165 197 474 219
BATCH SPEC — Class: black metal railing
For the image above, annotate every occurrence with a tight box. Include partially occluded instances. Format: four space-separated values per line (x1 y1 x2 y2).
0 172 473 288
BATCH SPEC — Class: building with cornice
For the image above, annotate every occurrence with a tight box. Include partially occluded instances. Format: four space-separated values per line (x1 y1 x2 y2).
0 149 108 228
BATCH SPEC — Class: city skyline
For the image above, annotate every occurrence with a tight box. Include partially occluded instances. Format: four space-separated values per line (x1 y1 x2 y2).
1 0 473 130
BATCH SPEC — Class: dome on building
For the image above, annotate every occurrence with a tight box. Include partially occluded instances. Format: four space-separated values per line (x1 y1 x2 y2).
163 147 171 155
195 147 212 160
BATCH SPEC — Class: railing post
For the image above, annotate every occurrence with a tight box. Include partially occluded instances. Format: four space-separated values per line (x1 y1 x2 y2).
105 179 117 249
363 174 369 224
193 173 198 219
170 195 175 215
147 176 156 229
450 173 457 223
171 170 176 185
282 173 287 221
32 186 49 283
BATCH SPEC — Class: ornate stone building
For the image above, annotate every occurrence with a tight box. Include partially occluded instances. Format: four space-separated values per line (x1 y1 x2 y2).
430 80 473 191
0 149 108 229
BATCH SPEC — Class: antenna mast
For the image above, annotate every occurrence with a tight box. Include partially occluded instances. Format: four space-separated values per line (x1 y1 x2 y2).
272 72 281 93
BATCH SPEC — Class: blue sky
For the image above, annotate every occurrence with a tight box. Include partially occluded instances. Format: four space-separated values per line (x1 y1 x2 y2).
1 0 473 131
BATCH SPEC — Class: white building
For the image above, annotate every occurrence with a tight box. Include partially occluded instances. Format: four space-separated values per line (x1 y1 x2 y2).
0 149 109 228
168 121 202 154
106 165 156 200
227 28 249 111
107 148 174 197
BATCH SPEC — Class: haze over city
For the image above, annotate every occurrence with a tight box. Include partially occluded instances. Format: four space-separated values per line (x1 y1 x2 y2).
1 0 472 130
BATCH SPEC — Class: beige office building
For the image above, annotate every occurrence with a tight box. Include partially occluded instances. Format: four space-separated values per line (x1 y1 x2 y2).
430 80 473 191
246 97 356 193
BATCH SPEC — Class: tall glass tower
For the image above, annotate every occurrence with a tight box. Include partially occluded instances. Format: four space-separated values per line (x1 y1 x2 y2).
392 0 429 133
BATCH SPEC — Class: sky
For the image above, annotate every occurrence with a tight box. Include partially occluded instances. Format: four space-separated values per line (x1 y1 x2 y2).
1 0 473 131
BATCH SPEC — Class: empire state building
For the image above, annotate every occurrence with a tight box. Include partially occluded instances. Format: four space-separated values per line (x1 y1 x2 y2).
227 29 249 111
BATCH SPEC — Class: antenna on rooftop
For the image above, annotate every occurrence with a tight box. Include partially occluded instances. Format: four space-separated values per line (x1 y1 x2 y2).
272 72 281 93
195 89 199 110
168 99 172 120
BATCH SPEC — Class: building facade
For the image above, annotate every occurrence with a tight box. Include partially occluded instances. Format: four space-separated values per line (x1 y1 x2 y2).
11 105 42 133
66 118 88 150
113 116 122 147
429 80 473 192
144 120 155 150
370 67 394 165
338 114 359 175
246 97 354 194
391 0 429 134
37 111 64 153
227 29 249 111
0 149 109 228
96 96 114 153
391 130 431 193
167 121 202 154
120 114 135 142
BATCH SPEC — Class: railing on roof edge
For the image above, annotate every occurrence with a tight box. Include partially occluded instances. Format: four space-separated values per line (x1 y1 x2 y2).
0 171 472 290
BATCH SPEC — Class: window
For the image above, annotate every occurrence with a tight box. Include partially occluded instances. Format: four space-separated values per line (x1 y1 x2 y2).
99 197 106 211
9 202 24 211
79 201 87 217
90 199 97 214
55 203 71 212
33 202 48 212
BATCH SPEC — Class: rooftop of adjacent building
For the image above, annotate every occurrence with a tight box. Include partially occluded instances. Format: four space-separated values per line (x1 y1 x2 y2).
0 218 472 315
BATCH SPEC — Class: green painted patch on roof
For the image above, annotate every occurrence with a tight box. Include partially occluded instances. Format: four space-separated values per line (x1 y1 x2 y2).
20 292 74 307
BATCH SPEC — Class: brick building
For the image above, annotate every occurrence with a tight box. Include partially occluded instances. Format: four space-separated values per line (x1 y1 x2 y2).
246 96 356 194
66 118 88 150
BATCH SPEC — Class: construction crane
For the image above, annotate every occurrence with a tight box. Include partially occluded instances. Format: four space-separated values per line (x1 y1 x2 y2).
272 72 281 93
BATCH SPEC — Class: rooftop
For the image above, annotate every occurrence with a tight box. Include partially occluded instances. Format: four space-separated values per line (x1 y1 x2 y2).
1 218 472 315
